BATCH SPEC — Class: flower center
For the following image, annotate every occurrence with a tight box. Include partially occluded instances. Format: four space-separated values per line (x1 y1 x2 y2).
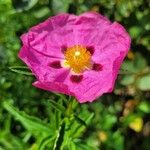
64 45 92 73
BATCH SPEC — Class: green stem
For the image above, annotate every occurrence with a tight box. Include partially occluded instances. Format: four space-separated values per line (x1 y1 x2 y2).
65 97 78 117
53 97 78 150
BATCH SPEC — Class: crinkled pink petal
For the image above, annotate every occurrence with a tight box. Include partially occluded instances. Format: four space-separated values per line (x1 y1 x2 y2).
33 81 74 96
72 12 111 46
28 13 77 58
25 12 111 58
19 12 131 103
19 38 70 82
63 20 131 103
65 49 128 103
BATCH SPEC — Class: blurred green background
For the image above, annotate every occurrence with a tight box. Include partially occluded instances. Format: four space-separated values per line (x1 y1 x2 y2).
0 0 150 150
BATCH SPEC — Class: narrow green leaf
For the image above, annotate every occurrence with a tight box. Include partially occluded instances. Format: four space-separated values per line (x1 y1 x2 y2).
9 66 33 76
54 93 68 105
22 133 31 143
53 122 65 150
72 113 94 138
74 115 86 126
3 101 51 136
48 99 65 112
78 143 96 150
70 142 77 150
0 132 26 150
38 135 55 150
85 113 95 124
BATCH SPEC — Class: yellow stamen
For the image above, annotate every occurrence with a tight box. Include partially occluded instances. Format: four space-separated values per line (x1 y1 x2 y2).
64 45 92 73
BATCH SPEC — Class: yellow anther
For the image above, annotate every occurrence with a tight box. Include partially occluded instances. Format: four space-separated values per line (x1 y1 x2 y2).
64 45 92 73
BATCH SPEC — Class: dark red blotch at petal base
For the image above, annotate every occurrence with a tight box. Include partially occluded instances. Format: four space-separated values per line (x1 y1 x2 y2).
86 46 95 55
70 75 83 83
49 61 62 69
92 63 103 71
61 45 67 53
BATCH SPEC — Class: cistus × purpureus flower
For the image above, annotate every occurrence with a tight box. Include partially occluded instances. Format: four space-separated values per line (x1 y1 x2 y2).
19 12 131 103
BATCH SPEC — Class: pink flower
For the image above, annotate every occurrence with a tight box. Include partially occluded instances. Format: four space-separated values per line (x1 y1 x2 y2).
19 12 131 103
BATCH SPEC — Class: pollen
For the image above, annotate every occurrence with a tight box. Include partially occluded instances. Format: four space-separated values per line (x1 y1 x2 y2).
64 45 92 73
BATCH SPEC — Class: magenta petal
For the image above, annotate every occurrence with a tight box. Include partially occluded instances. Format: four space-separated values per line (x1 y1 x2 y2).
64 19 130 103
65 58 116 103
93 22 131 58
33 81 74 96
65 40 130 103
27 13 77 58
72 12 111 46
18 44 69 82
18 12 131 103
20 33 28 45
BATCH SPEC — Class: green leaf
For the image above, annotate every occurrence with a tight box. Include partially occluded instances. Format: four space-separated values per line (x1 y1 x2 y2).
38 135 55 150
0 131 26 150
72 113 94 138
85 112 94 123
12 0 38 11
102 114 117 130
77 143 96 150
138 101 150 113
3 101 51 136
137 75 150 91
48 99 65 112
120 75 135 85
70 142 77 150
129 26 142 39
54 93 68 105
111 131 124 150
33 7 50 18
27 0 38 10
53 122 65 150
52 0 71 14
9 66 33 76
121 53 147 73
74 115 86 126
